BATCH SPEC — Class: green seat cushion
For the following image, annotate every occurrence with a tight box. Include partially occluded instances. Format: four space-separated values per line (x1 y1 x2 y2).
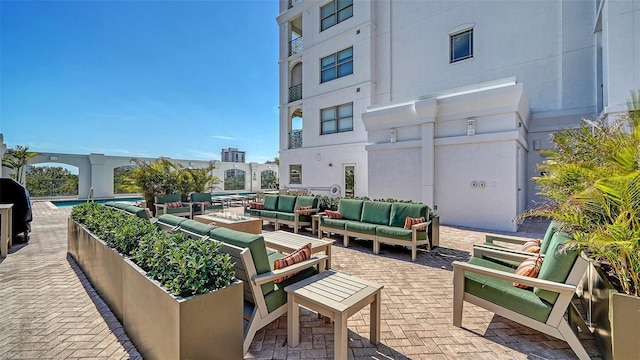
465 257 553 323
107 202 130 210
345 221 377 235
294 196 318 209
190 192 212 202
540 221 559 255
276 212 311 223
534 232 579 304
260 210 279 219
179 219 216 236
337 199 364 221
277 195 297 213
166 207 190 214
389 203 429 227
320 217 348 230
248 209 262 217
361 201 392 225
156 194 182 203
376 225 427 241
157 214 188 227
125 205 149 219
263 195 279 211
209 227 273 296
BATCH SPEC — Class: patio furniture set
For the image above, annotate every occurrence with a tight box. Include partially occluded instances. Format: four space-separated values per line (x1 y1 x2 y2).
153 192 256 219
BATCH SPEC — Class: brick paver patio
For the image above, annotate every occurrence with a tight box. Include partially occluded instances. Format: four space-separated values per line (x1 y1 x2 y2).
0 202 601 359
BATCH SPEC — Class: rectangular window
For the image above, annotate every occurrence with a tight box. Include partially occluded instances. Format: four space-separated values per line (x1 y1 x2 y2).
450 29 473 63
320 47 353 83
321 0 353 31
289 164 302 184
321 103 353 135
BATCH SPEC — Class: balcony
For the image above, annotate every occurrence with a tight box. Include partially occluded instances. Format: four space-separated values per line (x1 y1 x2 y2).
288 0 302 9
289 84 302 103
289 129 302 149
289 36 303 57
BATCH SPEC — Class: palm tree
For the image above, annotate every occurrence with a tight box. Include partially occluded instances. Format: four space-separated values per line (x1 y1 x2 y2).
2 145 38 185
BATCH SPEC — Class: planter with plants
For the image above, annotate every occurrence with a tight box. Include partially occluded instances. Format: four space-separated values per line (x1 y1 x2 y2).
526 91 640 359
68 202 242 360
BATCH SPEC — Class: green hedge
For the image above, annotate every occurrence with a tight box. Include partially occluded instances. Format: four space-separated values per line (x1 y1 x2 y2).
70 203 235 297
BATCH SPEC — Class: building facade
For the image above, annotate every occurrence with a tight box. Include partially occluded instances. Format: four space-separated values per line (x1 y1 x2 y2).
277 0 640 231
221 148 246 163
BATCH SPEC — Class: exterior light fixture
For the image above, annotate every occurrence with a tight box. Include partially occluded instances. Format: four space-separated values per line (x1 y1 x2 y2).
390 129 397 143
467 119 476 136
533 140 541 150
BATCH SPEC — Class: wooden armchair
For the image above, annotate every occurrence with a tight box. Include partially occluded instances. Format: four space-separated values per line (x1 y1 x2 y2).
453 231 591 359
154 194 193 218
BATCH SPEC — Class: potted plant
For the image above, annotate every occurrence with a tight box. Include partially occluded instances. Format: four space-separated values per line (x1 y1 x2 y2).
526 91 640 358
68 203 243 359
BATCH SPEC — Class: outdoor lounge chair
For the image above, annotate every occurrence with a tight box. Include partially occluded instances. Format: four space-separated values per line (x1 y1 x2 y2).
453 231 591 359
189 192 223 215
154 194 193 218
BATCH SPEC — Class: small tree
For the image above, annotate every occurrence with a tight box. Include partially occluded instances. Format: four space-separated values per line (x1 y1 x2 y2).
2 146 38 185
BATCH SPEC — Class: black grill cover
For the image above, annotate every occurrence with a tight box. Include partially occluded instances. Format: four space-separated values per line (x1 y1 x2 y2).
0 178 33 238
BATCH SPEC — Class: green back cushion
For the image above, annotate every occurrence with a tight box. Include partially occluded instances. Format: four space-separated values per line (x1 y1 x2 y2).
294 196 318 209
157 214 188 227
277 195 297 212
534 232 579 304
179 219 216 236
361 201 392 225
263 195 279 211
156 193 181 204
208 227 273 296
125 205 149 219
337 199 364 221
389 203 428 227
190 193 211 202
540 221 558 255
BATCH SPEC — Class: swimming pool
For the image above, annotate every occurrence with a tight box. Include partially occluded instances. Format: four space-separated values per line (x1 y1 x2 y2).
51 197 144 209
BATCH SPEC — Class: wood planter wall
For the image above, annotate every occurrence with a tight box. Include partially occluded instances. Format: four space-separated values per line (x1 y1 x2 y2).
67 219 243 360
580 261 640 359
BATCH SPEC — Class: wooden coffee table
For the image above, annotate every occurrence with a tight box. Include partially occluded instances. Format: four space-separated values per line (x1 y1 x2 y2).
194 213 262 234
285 270 383 360
263 231 335 268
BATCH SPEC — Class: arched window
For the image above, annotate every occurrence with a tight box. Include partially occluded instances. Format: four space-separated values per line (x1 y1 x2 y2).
224 169 245 191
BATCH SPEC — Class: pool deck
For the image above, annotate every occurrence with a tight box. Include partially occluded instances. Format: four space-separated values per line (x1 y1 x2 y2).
0 202 602 359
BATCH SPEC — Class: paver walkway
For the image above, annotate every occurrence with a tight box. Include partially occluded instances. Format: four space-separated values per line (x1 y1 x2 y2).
0 202 601 359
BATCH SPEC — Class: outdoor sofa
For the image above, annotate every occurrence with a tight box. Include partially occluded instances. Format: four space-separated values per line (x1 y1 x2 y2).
248 194 319 234
154 193 193 218
104 201 154 222
318 199 438 261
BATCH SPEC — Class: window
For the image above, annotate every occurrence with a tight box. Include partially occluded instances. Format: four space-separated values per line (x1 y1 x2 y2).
321 103 353 135
289 164 302 184
321 47 353 83
450 29 473 63
321 0 353 31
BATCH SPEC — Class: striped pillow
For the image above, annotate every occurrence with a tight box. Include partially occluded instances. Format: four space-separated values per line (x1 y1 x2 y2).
521 239 541 253
273 243 312 283
166 201 183 209
325 210 342 219
513 254 543 289
297 205 313 216
254 202 264 210
404 216 426 230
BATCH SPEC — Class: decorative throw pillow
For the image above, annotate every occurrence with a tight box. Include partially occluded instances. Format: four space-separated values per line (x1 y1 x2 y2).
297 205 313 216
404 216 427 230
166 201 183 209
521 239 541 253
513 254 543 289
254 202 264 210
203 201 211 207
248 201 256 209
273 243 312 283
325 210 342 219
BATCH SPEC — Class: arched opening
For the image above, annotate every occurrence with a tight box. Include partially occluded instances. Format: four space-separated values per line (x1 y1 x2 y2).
289 108 303 149
114 165 136 194
224 169 245 191
26 163 79 197
260 170 277 189
289 62 302 102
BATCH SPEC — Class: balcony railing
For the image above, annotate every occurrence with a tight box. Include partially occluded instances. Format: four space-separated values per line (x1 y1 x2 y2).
288 0 302 9
289 130 302 149
289 84 302 102
289 36 303 56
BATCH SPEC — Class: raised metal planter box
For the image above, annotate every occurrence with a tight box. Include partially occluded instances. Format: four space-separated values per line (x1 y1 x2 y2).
67 219 243 359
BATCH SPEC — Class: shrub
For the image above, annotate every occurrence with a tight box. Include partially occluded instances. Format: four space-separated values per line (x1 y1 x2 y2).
71 203 235 297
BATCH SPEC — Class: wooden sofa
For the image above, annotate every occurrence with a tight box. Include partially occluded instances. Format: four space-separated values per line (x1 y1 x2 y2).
318 199 438 261
249 195 319 234
155 214 327 354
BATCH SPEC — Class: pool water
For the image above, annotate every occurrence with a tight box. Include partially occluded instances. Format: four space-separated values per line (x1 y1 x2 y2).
51 197 144 209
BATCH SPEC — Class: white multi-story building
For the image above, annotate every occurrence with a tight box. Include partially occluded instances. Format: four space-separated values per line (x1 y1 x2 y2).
277 0 640 231
221 147 246 163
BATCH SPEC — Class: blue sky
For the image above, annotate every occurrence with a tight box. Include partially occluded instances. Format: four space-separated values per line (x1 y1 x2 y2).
1 0 280 164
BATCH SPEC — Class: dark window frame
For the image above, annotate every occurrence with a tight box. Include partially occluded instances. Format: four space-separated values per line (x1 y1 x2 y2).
320 102 353 135
320 0 353 32
450 29 474 63
320 47 353 83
